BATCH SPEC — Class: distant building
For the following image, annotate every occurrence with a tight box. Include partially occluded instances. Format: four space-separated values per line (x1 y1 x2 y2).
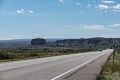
31 38 46 45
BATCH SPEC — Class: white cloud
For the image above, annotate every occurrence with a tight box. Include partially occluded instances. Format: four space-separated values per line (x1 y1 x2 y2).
102 0 114 4
17 9 25 14
97 1 120 12
58 0 65 3
68 24 106 30
97 4 120 12
87 4 92 8
83 25 106 30
27 10 34 14
98 4 109 10
75 2 81 6
108 23 120 27
112 4 120 10
66 23 120 30
17 9 34 14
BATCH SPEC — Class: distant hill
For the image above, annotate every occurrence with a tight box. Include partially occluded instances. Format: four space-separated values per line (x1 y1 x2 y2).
0 38 61 48
0 39 31 48
0 38 120 49
56 37 120 49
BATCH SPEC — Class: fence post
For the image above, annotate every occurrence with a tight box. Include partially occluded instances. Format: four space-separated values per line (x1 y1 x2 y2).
113 49 115 63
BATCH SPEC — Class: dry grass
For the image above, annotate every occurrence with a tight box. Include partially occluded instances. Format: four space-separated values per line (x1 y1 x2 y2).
97 49 120 80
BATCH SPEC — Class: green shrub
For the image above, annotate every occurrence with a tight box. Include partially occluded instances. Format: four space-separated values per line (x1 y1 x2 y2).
0 48 96 61
0 51 16 59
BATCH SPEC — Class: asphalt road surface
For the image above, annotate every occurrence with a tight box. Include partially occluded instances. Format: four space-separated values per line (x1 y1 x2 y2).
0 49 113 80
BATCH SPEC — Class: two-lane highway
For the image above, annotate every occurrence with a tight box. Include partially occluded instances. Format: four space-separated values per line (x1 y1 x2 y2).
0 49 113 80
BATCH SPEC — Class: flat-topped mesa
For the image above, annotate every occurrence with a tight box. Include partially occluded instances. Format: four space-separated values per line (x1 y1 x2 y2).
31 38 46 45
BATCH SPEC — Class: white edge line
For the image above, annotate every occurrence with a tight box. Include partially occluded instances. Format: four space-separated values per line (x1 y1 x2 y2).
51 50 112 80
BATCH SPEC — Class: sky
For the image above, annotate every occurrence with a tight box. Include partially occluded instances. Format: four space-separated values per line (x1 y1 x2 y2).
0 0 120 40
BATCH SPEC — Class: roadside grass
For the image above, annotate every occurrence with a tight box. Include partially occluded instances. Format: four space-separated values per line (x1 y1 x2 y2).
97 49 120 80
0 48 96 62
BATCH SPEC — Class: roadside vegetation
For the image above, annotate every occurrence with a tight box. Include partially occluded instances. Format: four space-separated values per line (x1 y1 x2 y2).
0 48 96 62
97 49 120 80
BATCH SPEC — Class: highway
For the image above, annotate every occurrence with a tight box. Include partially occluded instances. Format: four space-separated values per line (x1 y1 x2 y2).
0 49 113 80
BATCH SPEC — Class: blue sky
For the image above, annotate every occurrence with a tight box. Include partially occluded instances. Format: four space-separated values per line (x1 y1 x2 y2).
0 0 120 40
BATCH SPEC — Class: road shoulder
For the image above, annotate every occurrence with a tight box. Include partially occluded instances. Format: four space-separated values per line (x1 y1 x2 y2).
63 51 112 80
